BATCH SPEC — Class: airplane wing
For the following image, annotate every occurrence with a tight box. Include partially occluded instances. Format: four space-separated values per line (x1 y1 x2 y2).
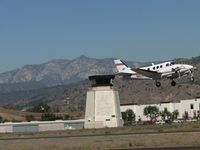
132 69 162 79
115 72 132 77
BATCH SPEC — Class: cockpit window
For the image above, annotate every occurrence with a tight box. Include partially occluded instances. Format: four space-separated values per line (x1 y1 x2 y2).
171 62 175 65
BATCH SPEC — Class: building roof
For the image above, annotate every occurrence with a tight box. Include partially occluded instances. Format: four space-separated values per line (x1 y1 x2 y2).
88 75 115 87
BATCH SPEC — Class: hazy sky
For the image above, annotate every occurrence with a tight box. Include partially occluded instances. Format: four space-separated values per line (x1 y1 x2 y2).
0 0 200 72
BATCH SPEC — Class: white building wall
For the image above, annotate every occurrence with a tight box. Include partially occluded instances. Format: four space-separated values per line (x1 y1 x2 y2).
120 98 200 121
0 124 13 133
0 120 84 133
179 99 200 118
39 123 64 131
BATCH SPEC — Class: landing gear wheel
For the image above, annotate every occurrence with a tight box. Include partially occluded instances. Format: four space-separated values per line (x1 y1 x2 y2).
155 82 161 87
171 80 176 86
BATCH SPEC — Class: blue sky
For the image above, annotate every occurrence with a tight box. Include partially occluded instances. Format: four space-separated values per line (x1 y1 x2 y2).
0 0 200 72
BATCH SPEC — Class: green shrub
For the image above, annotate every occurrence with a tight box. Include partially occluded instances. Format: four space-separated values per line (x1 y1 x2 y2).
25 115 35 122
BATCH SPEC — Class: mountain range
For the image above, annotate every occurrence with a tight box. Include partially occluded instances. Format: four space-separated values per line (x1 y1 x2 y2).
0 55 146 87
0 55 199 113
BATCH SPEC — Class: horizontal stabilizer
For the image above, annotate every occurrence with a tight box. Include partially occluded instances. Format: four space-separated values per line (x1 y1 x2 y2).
115 72 132 76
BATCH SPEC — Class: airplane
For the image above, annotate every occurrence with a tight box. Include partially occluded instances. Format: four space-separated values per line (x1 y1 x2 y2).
114 59 197 87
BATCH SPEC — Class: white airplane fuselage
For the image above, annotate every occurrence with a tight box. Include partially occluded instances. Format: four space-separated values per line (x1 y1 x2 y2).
140 62 194 80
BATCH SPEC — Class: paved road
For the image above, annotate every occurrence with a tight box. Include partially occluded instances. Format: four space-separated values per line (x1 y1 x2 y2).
116 147 200 150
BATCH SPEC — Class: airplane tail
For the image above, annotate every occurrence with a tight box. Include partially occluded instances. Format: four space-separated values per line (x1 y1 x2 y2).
114 59 150 79
114 59 129 72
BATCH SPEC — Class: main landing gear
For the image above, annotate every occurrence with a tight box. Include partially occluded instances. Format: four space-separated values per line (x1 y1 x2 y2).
155 81 161 87
191 77 195 82
155 80 177 87
171 80 176 86
191 74 195 82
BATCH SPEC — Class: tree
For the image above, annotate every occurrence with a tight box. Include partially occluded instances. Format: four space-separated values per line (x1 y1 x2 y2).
144 106 159 123
160 108 171 121
197 111 200 119
126 109 135 123
64 114 73 120
41 113 63 121
30 103 50 113
193 111 197 119
25 115 35 122
0 115 3 123
41 113 56 121
183 111 189 120
122 112 127 123
122 109 135 125
171 110 179 120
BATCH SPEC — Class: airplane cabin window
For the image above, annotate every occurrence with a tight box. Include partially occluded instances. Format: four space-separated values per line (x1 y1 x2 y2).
153 67 155 70
160 65 162 68
147 68 150 70
157 66 159 69
166 64 169 67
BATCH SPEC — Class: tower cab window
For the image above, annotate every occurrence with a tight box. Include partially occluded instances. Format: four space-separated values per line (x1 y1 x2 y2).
190 104 194 110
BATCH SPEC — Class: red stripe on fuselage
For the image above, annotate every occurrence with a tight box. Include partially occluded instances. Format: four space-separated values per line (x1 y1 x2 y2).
116 63 124 66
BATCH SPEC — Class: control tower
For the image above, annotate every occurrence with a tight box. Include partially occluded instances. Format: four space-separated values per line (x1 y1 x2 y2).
84 75 123 129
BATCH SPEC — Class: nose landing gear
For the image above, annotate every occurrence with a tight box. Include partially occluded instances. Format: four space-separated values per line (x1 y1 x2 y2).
191 74 194 82
171 80 176 86
155 81 161 87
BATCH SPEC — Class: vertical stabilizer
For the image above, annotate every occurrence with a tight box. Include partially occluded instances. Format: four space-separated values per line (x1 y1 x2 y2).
114 59 129 72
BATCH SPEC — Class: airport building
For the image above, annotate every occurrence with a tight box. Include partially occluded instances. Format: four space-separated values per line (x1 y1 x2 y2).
0 119 84 133
120 98 200 122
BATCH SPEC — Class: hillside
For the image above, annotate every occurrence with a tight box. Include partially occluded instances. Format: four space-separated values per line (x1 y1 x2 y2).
0 107 41 121
0 107 83 121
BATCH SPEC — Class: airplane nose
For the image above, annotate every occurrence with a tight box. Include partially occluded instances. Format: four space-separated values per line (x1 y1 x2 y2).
194 66 198 70
184 65 193 70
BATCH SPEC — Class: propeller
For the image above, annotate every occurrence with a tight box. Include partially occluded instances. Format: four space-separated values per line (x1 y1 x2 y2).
172 66 183 78
189 69 195 81
172 66 182 73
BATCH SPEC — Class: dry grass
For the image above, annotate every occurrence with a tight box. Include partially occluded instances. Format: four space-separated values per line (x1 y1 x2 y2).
0 132 199 150
0 107 41 121
0 107 83 121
